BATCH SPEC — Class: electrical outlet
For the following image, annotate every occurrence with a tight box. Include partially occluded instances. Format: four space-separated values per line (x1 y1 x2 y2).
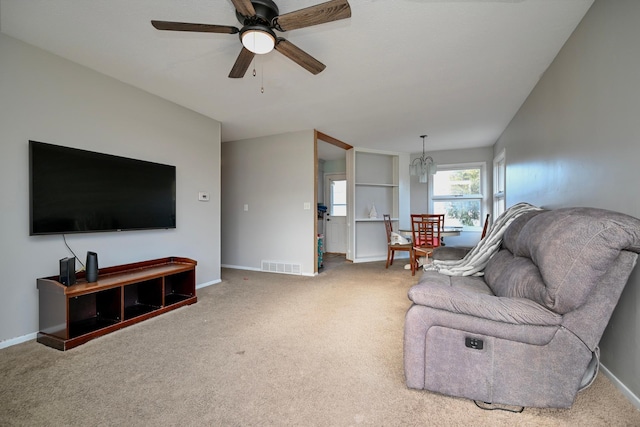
198 192 209 201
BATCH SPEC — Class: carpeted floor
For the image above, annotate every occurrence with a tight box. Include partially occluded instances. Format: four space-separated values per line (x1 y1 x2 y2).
1 260 639 426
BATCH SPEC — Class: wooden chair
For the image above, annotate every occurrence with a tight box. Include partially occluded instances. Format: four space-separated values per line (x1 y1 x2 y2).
410 214 444 276
481 213 490 239
432 213 491 261
383 214 413 269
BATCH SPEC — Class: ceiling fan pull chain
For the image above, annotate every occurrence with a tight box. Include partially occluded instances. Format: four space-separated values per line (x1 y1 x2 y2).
252 54 256 77
261 61 265 93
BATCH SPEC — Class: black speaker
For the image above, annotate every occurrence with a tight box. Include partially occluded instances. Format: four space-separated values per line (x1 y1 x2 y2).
59 257 76 286
86 251 98 283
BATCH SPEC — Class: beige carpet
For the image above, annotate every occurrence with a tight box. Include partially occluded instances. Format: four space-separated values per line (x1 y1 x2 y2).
1 259 639 426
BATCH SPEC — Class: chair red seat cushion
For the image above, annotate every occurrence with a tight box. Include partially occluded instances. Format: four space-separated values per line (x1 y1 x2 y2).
416 237 439 247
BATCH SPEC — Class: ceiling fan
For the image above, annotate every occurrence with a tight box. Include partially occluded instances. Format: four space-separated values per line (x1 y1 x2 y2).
151 0 351 78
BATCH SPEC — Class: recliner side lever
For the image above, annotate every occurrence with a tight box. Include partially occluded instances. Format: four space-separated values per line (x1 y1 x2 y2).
465 337 484 350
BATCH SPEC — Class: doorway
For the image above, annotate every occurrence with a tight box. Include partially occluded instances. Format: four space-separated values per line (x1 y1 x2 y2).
315 131 352 272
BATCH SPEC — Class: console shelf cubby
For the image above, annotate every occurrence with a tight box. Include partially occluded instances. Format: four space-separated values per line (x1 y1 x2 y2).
37 257 197 351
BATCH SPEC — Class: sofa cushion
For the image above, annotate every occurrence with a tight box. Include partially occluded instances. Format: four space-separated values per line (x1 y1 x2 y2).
417 271 493 295
502 210 546 253
408 277 562 326
432 246 471 261
484 251 552 305
488 207 640 314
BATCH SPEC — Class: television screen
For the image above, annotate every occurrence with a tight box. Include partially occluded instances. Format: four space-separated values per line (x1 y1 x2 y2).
29 140 176 235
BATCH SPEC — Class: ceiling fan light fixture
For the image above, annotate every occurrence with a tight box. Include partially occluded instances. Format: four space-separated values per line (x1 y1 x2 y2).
241 26 276 54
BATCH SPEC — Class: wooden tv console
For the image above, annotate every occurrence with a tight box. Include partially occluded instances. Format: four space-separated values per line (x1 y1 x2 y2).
36 257 197 351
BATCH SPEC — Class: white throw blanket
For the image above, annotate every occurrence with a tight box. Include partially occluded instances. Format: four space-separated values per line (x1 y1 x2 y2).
423 202 542 276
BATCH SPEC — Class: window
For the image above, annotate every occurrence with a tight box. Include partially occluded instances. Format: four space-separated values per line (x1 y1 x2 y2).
330 179 347 216
430 163 484 229
493 149 506 218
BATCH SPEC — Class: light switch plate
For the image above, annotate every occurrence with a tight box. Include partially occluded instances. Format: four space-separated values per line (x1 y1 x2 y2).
198 192 210 201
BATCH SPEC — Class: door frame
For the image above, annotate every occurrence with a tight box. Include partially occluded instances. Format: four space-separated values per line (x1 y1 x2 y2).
314 130 352 273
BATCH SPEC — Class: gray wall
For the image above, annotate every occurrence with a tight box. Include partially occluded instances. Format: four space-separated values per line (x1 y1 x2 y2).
495 0 640 400
0 34 222 345
323 158 347 175
221 131 316 275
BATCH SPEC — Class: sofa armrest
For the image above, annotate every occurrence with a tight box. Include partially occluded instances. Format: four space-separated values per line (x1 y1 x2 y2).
408 282 562 326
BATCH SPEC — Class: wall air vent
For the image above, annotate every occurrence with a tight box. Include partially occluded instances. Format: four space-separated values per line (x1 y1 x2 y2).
261 261 302 275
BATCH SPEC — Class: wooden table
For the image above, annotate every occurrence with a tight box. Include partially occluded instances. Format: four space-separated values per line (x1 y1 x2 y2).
399 226 462 245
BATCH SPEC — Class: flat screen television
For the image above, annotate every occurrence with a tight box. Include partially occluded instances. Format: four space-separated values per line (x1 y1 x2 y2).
29 140 176 235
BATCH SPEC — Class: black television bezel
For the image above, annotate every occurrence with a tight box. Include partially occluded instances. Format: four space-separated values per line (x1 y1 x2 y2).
29 140 177 236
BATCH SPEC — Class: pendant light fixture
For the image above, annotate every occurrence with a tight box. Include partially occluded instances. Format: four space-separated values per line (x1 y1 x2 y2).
410 135 437 183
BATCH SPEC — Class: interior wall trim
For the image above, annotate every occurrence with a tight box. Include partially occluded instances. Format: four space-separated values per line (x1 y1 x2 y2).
315 130 352 150
600 364 640 410
0 333 37 350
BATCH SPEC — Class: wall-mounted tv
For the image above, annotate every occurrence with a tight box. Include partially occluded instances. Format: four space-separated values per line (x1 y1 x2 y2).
29 140 176 235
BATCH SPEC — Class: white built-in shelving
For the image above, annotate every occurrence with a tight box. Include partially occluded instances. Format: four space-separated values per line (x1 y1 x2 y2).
347 149 409 263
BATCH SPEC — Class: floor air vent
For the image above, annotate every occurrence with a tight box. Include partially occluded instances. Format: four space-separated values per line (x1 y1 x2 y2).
261 261 302 275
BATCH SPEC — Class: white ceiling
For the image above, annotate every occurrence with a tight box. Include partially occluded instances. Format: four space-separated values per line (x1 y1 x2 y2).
0 0 593 158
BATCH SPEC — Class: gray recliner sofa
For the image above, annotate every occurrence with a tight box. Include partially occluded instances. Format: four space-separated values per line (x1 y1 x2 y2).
404 207 640 408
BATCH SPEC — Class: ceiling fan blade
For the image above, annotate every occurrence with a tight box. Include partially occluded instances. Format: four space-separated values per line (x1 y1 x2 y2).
151 20 239 34
275 39 326 75
275 0 351 32
230 0 256 17
229 47 255 78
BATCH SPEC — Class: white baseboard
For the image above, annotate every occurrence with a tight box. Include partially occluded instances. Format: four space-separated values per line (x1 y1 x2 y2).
196 279 221 289
221 264 262 272
600 363 640 410
0 332 37 350
221 264 315 276
351 256 388 263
